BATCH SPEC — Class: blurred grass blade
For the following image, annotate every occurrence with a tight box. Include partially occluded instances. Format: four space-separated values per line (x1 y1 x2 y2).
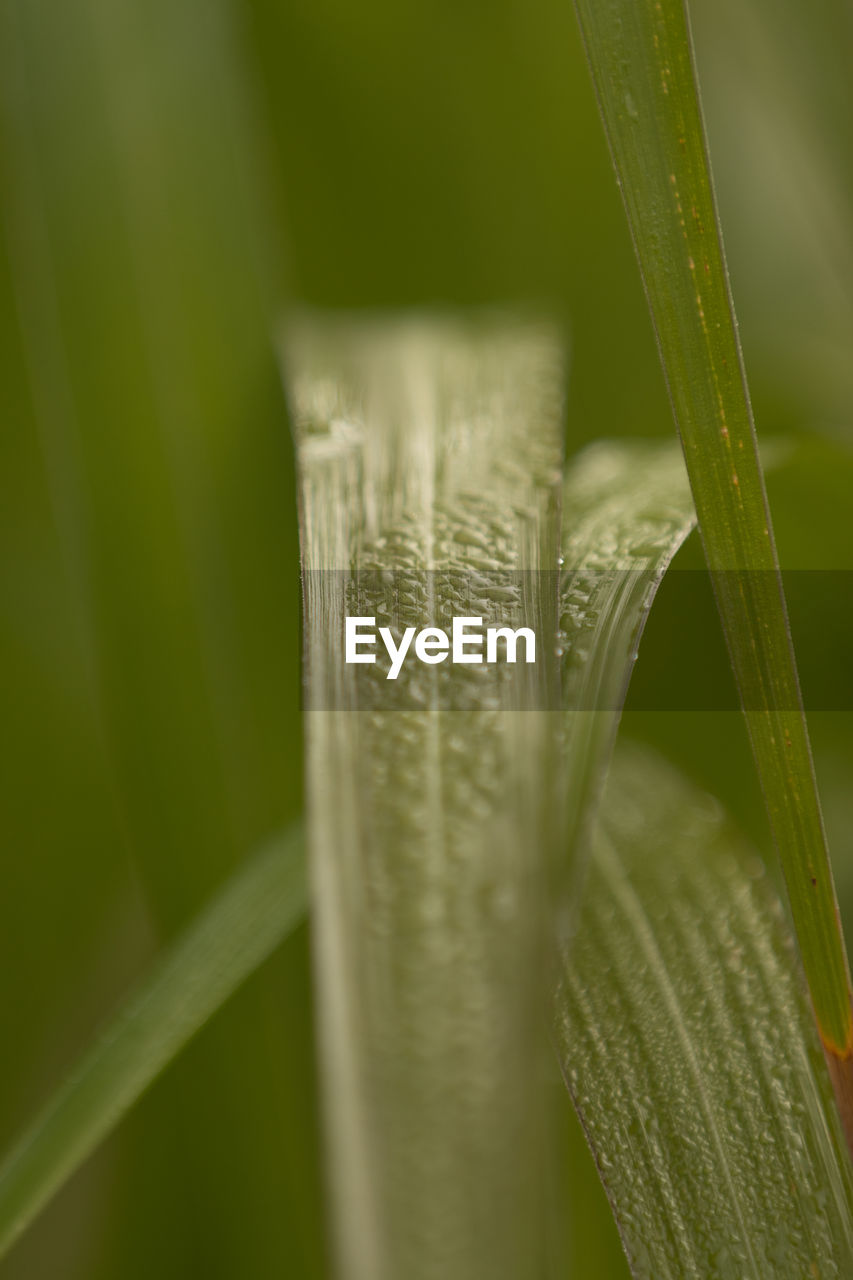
1 0 317 1270
693 0 853 432
572 0 853 1129
557 744 853 1278
0 828 306 1263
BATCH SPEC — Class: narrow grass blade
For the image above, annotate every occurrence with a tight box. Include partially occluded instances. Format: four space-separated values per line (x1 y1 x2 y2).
572 0 853 1126
0 828 306 1262
557 743 853 1279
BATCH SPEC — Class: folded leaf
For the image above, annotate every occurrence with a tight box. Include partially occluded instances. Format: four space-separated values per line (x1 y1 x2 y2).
558 440 695 866
285 310 698 1280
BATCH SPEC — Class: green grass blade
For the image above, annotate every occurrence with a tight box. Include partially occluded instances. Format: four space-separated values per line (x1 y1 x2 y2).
0 828 307 1263
572 0 853 1111
557 743 853 1278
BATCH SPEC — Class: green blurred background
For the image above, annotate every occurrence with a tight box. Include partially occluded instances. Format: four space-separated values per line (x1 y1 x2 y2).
2 0 853 1274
